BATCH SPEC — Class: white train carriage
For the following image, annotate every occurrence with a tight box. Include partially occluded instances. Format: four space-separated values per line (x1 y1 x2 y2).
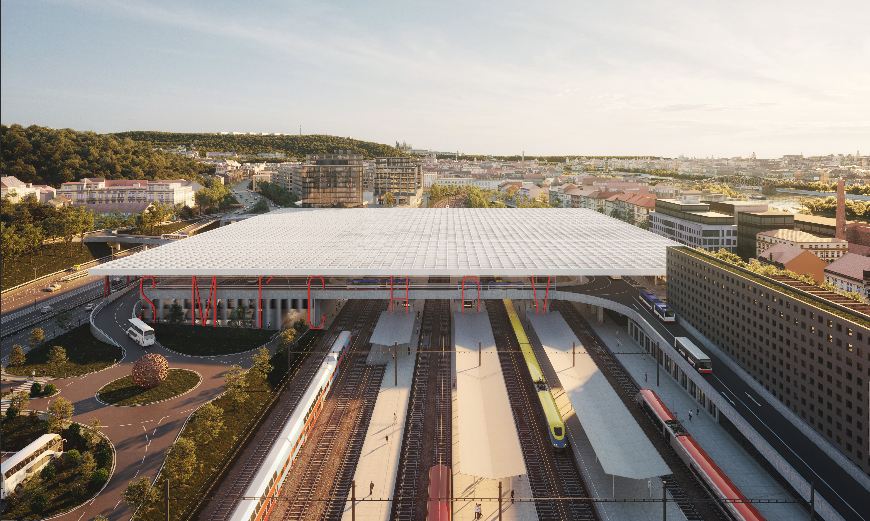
230 331 352 521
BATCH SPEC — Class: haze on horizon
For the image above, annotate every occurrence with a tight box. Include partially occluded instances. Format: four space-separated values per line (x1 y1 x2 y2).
1 0 868 159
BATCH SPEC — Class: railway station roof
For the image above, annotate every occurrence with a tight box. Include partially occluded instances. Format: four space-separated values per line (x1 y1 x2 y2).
89 208 679 277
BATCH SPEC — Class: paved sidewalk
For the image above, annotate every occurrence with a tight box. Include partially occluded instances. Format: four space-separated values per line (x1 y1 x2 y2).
0 378 50 412
576 302 807 521
341 303 421 521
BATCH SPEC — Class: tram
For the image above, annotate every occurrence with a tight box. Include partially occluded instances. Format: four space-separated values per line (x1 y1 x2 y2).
426 465 451 521
639 290 676 322
228 331 352 521
503 299 566 450
636 390 765 521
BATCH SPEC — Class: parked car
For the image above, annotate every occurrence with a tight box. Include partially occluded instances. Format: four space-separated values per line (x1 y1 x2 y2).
40 305 53 314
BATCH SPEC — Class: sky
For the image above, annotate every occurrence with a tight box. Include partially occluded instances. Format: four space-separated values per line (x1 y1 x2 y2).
2 0 868 158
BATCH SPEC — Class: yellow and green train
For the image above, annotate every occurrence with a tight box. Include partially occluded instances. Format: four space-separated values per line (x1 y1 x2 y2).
503 299 567 450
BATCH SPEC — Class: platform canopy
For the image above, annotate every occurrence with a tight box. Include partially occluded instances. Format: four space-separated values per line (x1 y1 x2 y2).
90 208 679 277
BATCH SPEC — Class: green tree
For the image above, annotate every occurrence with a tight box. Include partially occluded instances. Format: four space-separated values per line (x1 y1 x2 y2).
56 308 74 332
166 438 198 482
47 396 74 432
49 345 68 376
222 364 248 407
277 328 297 352
10 390 30 412
78 452 96 479
121 476 156 508
189 403 224 443
9 344 25 366
249 346 273 381
382 192 396 207
84 417 104 451
167 302 184 324
28 328 45 350
228 305 253 330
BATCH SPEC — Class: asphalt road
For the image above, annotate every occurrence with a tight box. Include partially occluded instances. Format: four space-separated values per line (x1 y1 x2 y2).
563 276 869 521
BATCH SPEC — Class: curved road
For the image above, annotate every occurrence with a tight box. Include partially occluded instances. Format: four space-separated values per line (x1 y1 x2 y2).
34 290 271 521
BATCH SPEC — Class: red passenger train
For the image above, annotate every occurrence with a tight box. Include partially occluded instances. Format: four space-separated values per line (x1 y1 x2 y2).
636 389 766 521
427 465 451 521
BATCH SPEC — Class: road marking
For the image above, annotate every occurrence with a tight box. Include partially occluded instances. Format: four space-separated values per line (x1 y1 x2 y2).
713 375 866 520
158 415 168 425
114 500 122 509
745 392 761 407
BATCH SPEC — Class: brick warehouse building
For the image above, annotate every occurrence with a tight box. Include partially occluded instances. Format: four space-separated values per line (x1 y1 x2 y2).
666 246 870 475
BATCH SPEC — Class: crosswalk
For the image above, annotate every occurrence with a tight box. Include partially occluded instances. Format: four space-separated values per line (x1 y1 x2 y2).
0 379 51 413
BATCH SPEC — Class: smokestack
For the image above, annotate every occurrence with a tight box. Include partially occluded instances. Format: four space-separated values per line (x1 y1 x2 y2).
836 178 846 240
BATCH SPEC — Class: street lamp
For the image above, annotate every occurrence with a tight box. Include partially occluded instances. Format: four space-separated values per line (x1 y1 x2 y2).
32 267 38 312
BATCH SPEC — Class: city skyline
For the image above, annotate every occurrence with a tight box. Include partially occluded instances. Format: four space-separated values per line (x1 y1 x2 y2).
1 0 868 158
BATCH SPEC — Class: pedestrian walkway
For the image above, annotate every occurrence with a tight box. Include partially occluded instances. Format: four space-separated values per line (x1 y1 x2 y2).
0 378 49 413
577 302 807 521
340 302 421 521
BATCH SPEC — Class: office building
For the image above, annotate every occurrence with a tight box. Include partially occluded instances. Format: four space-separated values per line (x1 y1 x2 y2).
648 199 736 252
374 157 422 206
295 151 363 207
756 229 848 262
737 211 795 258
667 246 870 474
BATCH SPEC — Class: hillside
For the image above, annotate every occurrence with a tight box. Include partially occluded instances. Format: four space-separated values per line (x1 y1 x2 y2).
1 124 213 188
112 131 408 160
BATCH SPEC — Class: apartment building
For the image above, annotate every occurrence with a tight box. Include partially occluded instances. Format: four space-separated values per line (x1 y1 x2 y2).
667 247 870 473
758 243 827 284
58 178 198 208
294 151 363 208
649 199 737 251
1 176 55 203
374 157 421 206
825 254 870 300
756 229 848 262
613 193 657 225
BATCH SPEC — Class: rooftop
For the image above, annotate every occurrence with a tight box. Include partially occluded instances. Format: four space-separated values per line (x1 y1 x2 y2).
758 229 847 244
89 208 680 277
825 253 870 281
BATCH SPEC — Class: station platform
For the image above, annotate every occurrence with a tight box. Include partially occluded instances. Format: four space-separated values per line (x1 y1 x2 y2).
579 303 807 521
340 302 422 521
369 308 416 347
527 311 669 480
454 307 524 479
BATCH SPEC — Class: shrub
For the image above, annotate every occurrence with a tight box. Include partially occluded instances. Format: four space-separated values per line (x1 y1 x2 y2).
65 449 81 466
30 493 48 513
95 448 112 468
9 344 25 366
67 422 82 443
40 464 56 481
5 406 19 419
91 468 109 486
30 382 42 396
28 409 39 422
43 383 57 395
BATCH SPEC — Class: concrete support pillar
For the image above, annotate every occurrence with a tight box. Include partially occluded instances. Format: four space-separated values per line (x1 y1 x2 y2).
597 305 604 323
156 299 164 322
221 299 228 326
255 297 261 328
274 298 282 329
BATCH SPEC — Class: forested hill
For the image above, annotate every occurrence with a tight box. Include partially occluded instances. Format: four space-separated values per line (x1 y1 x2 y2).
112 131 407 160
1 124 213 188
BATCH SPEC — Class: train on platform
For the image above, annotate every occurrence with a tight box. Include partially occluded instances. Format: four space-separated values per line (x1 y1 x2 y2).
346 279 380 289
228 331 353 521
426 465 451 521
675 337 713 374
638 290 676 323
503 299 567 450
635 389 766 521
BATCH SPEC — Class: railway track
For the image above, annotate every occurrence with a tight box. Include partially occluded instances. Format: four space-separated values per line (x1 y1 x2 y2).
552 300 716 521
267 299 387 521
488 301 598 521
207 299 364 521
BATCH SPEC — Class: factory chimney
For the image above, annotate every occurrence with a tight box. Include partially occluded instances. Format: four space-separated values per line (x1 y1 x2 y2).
836 178 846 240
522 151 525 168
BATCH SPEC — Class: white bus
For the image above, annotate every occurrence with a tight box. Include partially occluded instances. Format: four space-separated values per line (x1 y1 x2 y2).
2 434 63 499
127 317 156 347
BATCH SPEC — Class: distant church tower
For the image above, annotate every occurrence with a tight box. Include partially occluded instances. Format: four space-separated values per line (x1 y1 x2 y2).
751 152 756 160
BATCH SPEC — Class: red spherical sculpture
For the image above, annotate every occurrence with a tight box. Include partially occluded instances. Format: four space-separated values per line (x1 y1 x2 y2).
132 354 169 389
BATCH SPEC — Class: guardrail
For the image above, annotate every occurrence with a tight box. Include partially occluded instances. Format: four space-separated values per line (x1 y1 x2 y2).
1 244 149 296
1 281 103 325
89 283 138 348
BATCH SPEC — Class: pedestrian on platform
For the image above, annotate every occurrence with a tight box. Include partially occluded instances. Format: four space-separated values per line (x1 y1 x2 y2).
645 371 648 383
511 489 515 504
688 411 693 421
393 413 397 425
648 479 651 498
475 503 481 519
370 481 374 495
697 407 700 416
385 435 389 443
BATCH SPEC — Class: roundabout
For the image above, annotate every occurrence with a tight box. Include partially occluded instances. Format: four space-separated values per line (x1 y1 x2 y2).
96 368 201 407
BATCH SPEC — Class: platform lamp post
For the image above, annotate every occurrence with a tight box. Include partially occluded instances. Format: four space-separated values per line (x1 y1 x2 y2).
656 342 660 387
351 480 356 521
32 267 38 313
661 478 666 521
165 479 170 521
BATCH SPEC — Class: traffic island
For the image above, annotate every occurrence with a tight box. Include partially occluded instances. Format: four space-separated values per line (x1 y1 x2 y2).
1 418 115 520
96 368 201 406
4 325 122 378
152 323 275 356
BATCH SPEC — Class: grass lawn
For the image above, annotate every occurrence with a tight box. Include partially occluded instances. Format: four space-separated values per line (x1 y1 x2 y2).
97 369 201 406
5 325 123 378
152 324 275 356
132 344 310 521
0 242 125 291
1 418 113 520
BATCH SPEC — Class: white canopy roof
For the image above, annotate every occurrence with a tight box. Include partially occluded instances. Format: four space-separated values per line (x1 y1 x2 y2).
90 208 679 276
